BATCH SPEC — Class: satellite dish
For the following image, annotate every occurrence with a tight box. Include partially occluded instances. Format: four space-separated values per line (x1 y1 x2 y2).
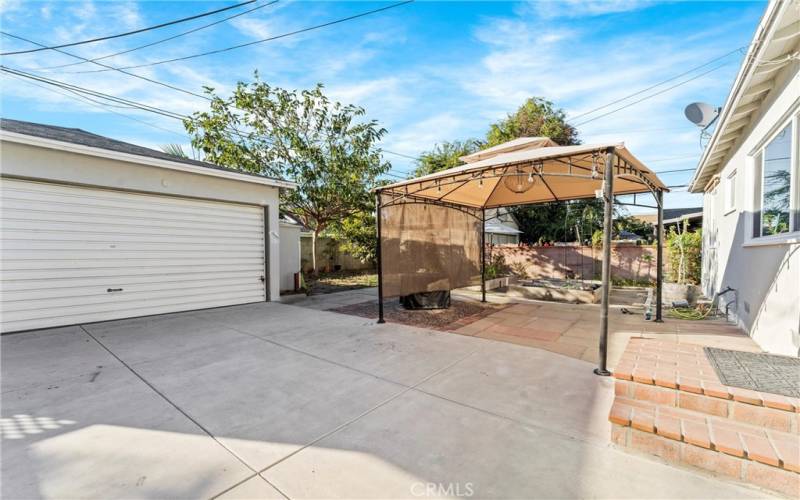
684 102 719 128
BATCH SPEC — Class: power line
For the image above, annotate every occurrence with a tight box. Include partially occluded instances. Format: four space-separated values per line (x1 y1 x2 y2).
67 1 415 73
573 60 737 127
25 1 278 72
647 154 697 163
2 32 215 102
382 149 418 161
654 167 696 174
568 46 748 122
0 0 258 56
1 66 188 120
3 72 189 139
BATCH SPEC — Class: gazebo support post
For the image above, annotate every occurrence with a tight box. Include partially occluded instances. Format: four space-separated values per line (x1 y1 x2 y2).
376 193 385 324
595 146 615 377
481 208 486 303
655 189 664 322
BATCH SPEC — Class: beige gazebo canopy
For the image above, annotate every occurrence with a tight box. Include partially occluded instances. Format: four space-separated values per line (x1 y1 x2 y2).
375 139 668 376
379 142 667 208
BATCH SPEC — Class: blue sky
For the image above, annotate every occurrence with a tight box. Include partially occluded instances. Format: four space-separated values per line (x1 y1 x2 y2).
1 0 767 212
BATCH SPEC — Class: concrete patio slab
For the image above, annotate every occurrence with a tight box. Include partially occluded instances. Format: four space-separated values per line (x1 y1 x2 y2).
1 302 774 499
416 339 615 444
1 355 253 499
85 312 253 366
215 305 485 386
1 326 114 393
264 389 765 499
215 476 285 499
120 332 405 470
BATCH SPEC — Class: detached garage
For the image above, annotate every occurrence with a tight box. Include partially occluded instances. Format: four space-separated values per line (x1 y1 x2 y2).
0 119 295 333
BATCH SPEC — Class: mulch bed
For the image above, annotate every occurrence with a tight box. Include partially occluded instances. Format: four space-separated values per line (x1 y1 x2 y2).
330 299 508 331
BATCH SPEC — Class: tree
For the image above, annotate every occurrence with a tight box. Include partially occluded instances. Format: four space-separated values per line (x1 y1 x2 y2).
159 143 199 160
511 199 604 244
184 74 390 273
486 97 579 147
411 139 482 177
489 98 584 242
327 210 378 265
614 215 654 241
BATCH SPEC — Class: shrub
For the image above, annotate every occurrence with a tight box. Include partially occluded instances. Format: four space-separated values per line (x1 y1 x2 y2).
485 253 510 279
666 228 702 285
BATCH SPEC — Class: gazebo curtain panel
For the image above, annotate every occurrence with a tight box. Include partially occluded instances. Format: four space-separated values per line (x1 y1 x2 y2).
379 193 481 298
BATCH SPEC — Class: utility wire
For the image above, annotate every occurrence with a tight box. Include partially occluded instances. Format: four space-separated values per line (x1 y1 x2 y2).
3 72 189 139
573 60 737 127
25 1 278 71
1 66 188 120
568 46 748 122
68 1 415 73
2 32 215 102
646 154 697 163
0 0 257 56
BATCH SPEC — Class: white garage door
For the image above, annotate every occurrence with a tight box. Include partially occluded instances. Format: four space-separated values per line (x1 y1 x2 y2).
1 178 267 333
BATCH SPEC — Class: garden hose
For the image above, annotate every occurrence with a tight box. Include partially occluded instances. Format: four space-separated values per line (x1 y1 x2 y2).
668 305 714 320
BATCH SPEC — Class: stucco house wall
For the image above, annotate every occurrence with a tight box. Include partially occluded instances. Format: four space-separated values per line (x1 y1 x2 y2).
279 222 301 291
700 57 799 356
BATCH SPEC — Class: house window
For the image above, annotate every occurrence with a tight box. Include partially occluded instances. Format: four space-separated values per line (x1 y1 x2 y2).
753 119 798 238
724 170 736 214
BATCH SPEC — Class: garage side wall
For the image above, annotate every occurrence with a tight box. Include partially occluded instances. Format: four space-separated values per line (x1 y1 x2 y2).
1 141 283 303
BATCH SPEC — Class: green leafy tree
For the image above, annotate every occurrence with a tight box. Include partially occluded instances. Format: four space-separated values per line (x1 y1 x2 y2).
485 98 586 242
511 199 604 244
411 139 482 177
486 97 579 147
326 210 379 265
159 143 201 160
184 74 389 273
614 216 654 241
666 228 702 284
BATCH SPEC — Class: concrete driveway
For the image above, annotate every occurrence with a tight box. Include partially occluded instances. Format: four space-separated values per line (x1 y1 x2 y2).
1 303 768 499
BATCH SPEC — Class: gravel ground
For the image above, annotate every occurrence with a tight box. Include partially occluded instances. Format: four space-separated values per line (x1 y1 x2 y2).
331 298 507 331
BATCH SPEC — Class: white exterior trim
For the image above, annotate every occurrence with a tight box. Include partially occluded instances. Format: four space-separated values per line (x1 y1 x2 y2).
0 130 297 190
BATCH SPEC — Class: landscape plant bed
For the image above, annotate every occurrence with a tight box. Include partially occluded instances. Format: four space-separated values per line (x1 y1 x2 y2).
505 278 602 304
331 299 508 331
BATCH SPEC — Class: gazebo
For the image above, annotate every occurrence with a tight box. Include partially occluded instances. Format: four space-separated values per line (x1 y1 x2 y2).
375 138 668 376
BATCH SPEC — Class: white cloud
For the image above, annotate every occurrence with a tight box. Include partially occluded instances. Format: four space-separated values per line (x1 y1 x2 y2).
232 17 275 39
524 0 654 19
113 1 142 29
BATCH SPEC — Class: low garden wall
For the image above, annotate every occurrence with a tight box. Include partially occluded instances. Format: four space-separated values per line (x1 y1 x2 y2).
493 244 669 283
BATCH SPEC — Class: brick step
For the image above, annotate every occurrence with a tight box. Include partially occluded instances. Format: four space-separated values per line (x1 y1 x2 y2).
615 378 799 433
612 339 800 425
609 397 800 497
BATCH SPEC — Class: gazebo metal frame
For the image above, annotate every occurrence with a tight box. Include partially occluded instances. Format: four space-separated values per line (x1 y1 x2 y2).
375 144 667 376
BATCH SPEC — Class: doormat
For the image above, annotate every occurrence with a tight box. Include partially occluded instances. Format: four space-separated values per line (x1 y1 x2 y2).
704 347 800 398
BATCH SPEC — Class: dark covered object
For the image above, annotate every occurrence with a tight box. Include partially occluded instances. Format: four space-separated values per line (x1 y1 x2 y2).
401 291 451 310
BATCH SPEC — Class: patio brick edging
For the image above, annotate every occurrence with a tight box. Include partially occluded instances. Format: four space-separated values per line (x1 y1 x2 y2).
610 419 800 498
610 398 800 474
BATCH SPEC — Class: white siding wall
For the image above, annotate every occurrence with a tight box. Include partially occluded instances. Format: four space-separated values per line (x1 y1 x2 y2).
1 141 284 311
702 62 800 356
1 179 267 332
